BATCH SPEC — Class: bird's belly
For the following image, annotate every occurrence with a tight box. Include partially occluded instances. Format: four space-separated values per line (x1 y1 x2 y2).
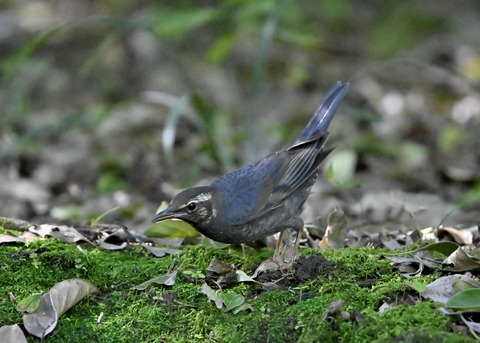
199 192 309 244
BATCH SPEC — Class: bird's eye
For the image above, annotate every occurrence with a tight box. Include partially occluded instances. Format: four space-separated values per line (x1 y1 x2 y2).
186 202 197 211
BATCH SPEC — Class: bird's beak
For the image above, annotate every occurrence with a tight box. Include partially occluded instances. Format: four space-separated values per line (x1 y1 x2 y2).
152 208 175 223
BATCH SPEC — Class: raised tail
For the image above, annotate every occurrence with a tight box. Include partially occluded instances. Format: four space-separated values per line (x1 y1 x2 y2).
295 81 348 144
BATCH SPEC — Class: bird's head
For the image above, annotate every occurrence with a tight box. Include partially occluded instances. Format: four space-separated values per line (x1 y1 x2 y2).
152 186 217 227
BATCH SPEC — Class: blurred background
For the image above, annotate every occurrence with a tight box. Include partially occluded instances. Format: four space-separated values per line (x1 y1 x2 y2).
1 0 479 237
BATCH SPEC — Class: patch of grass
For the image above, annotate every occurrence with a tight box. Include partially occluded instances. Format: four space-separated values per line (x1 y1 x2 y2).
0 235 475 342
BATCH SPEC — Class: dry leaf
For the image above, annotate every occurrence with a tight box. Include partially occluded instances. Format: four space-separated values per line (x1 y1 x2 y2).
141 244 181 257
323 299 345 320
443 247 480 272
0 324 28 343
29 224 92 244
22 279 99 339
438 226 474 246
133 272 178 290
319 208 347 249
0 234 24 244
422 275 480 304
200 283 223 309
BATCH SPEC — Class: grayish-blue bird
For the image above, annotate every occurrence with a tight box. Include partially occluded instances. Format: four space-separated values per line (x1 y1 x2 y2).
153 82 348 255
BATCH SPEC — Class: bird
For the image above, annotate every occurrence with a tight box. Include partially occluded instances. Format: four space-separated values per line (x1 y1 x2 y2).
153 82 348 259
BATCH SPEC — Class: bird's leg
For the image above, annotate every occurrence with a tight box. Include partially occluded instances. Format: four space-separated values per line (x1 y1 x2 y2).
288 229 301 265
273 231 286 258
273 218 304 265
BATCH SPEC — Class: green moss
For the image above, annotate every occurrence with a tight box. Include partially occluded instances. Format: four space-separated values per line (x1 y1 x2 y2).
0 236 475 342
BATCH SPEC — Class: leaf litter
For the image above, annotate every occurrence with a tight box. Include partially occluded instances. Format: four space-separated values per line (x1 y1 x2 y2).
17 279 99 341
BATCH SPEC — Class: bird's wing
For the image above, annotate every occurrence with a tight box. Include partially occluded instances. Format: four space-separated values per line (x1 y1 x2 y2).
211 157 281 225
213 83 347 226
246 135 332 222
212 135 331 225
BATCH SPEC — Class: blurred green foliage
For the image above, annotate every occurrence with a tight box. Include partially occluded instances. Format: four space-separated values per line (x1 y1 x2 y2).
1 0 477 217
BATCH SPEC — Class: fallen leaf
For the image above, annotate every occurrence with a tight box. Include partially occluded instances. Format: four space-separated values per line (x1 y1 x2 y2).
438 226 474 245
22 279 99 339
97 240 128 250
142 244 182 257
16 293 41 313
22 291 58 339
0 234 24 244
236 270 257 283
422 275 480 304
133 272 178 290
443 247 480 272
200 237 230 249
29 224 92 244
251 257 284 278
0 324 28 343
220 293 245 312
447 289 480 311
323 299 345 320
383 242 470 276
319 208 347 249
0 217 32 231
200 283 223 309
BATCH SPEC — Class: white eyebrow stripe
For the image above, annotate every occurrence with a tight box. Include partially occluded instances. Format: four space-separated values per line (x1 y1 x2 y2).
191 193 212 202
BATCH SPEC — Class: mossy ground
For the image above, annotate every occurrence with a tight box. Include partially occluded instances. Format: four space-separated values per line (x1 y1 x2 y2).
0 228 474 342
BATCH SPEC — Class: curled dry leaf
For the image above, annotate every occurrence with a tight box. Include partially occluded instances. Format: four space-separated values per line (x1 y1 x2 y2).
29 224 92 244
22 279 99 339
319 208 347 249
206 259 234 276
251 257 285 279
235 270 257 283
0 234 24 244
438 226 474 246
323 299 345 320
443 247 480 272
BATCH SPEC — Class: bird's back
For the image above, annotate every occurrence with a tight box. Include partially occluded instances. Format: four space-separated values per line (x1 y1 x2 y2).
211 82 349 230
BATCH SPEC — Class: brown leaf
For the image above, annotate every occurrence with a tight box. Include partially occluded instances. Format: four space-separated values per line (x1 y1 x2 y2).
437 226 474 246
319 208 347 249
443 247 480 272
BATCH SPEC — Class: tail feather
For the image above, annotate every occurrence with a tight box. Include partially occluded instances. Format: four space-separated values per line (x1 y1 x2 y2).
295 81 349 144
